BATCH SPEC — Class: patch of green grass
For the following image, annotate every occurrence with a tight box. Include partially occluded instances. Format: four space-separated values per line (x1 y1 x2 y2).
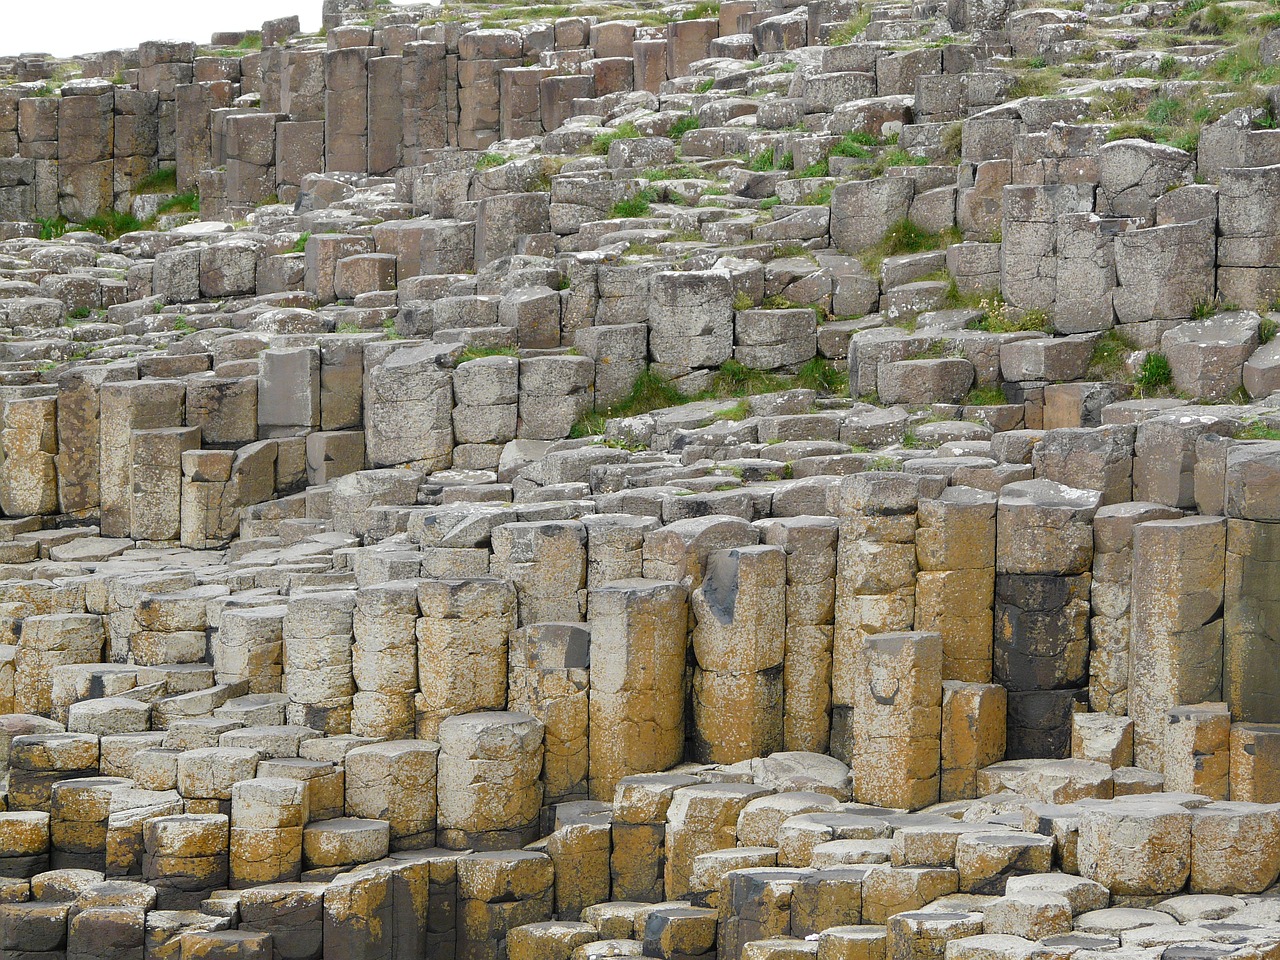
610 187 658 218
1147 97 1186 125
291 231 311 255
590 121 641 155
38 217 68 241
794 158 829 178
830 130 877 158
459 345 519 363
135 167 178 194
964 384 1007 406
643 163 702 181
1238 419 1280 440
732 291 754 311
1008 67 1063 99
570 365 688 437
798 183 834 206
967 296 1054 333
67 307 91 321
78 209 144 240
869 149 930 175
172 316 196 334
382 318 401 340
1090 329 1136 379
712 359 790 396
795 357 848 394
941 123 964 164
828 10 871 44
476 152 511 170
859 219 954 272
157 192 199 215
1259 316 1277 345
1134 352 1174 395
760 196 781 210
681 0 719 19
669 114 700 141
749 150 791 172
694 77 715 94
336 322 361 334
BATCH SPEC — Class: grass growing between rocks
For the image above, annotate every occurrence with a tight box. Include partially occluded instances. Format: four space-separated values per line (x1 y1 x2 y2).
828 9 871 44
795 356 849 394
76 210 144 240
570 358 850 439
1134 351 1174 396
591 121 641 155
570 365 687 437
1089 329 1138 380
859 220 961 273
611 188 658 218
458 345 519 363
37 217 68 241
965 384 1008 406
158 192 200 215
476 152 511 170
1238 419 1280 440
668 114 701 141
966 296 1053 333
135 168 178 194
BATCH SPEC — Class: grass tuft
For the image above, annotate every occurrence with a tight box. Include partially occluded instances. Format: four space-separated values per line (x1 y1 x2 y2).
1134 352 1174 396
135 167 178 194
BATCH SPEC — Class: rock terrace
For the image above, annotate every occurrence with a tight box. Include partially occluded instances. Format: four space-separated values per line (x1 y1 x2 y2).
1 0 1280 958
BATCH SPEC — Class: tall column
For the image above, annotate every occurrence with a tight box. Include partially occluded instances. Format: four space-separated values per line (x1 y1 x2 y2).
852 631 943 811
587 579 687 801
691 546 786 764
1130 516 1226 771
995 479 1100 759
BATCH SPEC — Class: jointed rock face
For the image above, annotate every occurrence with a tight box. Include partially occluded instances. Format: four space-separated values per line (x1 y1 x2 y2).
2 0 1280 957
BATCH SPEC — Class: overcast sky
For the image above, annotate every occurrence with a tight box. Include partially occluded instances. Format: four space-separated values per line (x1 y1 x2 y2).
2 1 328 58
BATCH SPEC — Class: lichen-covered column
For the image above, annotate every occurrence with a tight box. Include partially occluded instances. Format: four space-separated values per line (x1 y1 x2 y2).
691 546 786 764
508 622 590 803
352 581 419 739
995 479 1100 759
1089 502 1182 716
587 579 688 801
1130 516 1226 771
852 630 943 810
282 590 356 735
833 473 943 763
759 516 837 754
415 578 515 741
916 486 996 683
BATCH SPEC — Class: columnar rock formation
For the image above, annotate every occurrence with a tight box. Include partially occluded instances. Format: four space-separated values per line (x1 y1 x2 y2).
1 0 1280 956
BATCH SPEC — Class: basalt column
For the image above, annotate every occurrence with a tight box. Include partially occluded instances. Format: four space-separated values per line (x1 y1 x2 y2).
1130 516 1227 771
691 545 786 764
995 479 1101 759
832 472 943 764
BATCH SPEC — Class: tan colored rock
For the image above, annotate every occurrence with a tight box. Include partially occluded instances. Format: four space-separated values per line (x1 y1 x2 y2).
587 579 688 801
415 578 514 740
852 631 943 811
1077 800 1191 896
1130 517 1226 771
344 740 439 849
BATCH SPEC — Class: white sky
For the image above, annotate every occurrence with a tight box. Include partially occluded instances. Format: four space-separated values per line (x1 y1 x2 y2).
2 1 327 59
